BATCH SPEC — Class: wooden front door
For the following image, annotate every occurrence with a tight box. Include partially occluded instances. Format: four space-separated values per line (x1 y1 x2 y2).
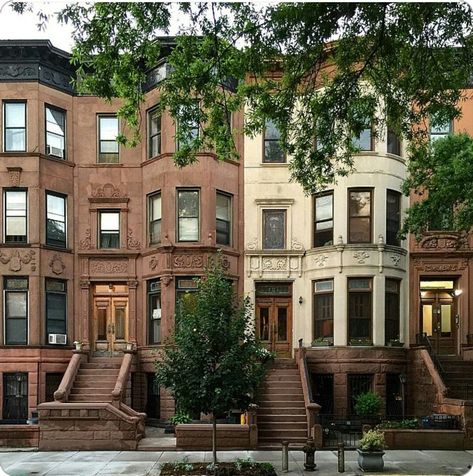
93 284 128 353
421 290 456 355
256 297 292 358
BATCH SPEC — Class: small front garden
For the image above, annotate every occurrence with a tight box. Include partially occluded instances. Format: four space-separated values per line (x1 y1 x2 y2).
160 458 276 476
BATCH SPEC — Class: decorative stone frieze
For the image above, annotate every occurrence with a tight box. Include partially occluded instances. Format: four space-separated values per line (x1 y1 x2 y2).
89 258 128 274
413 258 468 272
0 249 36 272
419 233 467 250
353 251 370 264
79 229 91 250
173 254 204 269
246 251 303 278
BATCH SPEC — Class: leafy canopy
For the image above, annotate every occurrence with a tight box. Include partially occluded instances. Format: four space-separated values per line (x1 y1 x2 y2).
401 133 473 238
15 2 473 196
154 258 267 418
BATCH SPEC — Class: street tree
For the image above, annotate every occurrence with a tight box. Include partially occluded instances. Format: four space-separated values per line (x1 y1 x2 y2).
401 133 473 238
15 2 473 193
12 2 473 232
154 258 267 465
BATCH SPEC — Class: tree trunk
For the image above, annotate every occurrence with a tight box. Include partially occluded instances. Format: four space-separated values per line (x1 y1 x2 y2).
212 413 217 467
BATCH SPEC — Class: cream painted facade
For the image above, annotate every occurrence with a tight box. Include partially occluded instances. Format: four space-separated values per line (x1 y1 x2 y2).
244 125 409 355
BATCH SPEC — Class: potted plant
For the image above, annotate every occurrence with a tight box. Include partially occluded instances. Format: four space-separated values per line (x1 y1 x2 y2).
357 429 386 472
165 411 192 434
354 391 382 424
387 337 404 347
311 337 333 347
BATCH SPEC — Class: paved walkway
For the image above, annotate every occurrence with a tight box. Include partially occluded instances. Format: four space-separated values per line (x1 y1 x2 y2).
0 449 472 475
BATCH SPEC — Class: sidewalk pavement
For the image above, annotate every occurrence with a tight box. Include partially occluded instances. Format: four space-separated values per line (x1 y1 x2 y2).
0 448 472 475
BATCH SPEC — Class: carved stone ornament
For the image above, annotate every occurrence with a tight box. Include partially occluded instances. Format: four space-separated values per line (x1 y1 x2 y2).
173 254 204 269
313 254 328 268
291 239 304 251
389 255 401 267
262 257 287 271
161 275 173 286
49 253 65 275
420 234 467 250
127 280 138 289
413 258 468 272
127 229 141 250
79 229 92 250
353 251 370 264
6 167 22 187
79 279 90 289
92 183 125 199
221 255 231 270
0 249 36 272
149 255 159 271
90 258 128 274
246 238 258 250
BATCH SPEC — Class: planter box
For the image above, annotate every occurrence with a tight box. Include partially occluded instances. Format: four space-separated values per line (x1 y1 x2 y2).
357 449 384 472
175 423 256 449
382 429 465 450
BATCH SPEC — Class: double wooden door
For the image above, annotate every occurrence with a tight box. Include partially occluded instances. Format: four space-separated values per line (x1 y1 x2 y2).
421 290 456 355
93 284 129 353
256 297 292 358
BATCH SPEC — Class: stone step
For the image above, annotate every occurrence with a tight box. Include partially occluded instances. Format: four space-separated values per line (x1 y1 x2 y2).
257 407 306 415
260 386 303 394
258 434 307 443
70 388 112 395
258 414 307 423
81 362 122 369
68 394 113 402
76 369 120 376
258 400 306 409
72 381 116 389
261 393 304 402
259 421 307 430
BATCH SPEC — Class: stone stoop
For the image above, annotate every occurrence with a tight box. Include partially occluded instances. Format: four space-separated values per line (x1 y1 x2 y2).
38 354 146 450
257 359 307 449
437 355 473 400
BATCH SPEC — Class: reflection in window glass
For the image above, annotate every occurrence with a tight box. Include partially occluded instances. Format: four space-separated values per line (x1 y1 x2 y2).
46 106 66 158
4 102 26 152
178 190 199 241
314 192 333 247
348 189 372 243
264 119 285 163
216 193 232 246
263 209 286 249
98 116 119 163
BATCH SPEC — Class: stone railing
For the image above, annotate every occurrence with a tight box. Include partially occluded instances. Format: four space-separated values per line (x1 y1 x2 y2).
54 350 86 402
296 343 321 444
112 349 135 406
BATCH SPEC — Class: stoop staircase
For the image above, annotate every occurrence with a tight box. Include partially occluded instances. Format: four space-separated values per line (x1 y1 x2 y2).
437 355 473 400
257 359 307 448
68 357 122 403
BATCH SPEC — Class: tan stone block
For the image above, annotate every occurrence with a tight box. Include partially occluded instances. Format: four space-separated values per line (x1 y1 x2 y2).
94 431 111 440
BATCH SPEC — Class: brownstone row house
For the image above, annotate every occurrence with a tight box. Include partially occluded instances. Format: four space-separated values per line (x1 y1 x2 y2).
0 39 472 450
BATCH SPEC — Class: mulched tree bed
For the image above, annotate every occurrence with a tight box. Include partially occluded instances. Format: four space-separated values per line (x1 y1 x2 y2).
160 461 277 476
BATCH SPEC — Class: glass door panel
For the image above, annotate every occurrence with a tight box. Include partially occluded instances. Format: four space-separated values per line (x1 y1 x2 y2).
422 304 433 337
276 307 288 342
440 304 452 336
258 307 271 342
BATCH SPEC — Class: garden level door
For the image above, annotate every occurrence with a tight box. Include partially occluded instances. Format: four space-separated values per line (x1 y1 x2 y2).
256 297 292 358
421 285 456 355
93 284 129 354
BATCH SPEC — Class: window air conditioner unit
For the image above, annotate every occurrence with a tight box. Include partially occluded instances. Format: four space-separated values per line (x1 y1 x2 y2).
47 145 64 158
48 333 67 345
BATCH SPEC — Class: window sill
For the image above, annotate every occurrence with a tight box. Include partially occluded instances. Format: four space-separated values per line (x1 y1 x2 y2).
261 162 288 167
93 163 123 167
0 242 31 248
41 244 73 253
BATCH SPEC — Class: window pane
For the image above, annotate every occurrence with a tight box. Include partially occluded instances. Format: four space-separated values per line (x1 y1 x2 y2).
259 307 270 341
277 307 288 341
6 292 27 318
387 129 401 155
47 194 65 220
46 292 66 334
100 140 119 153
216 194 231 220
353 128 372 150
46 108 65 135
115 307 126 340
263 210 285 249
265 119 280 141
5 129 26 151
150 195 161 220
101 212 119 231
386 191 400 246
179 218 199 241
264 141 285 163
349 191 371 217
316 194 333 221
349 218 370 242
149 109 161 136
5 103 25 127
46 132 64 150
6 217 26 236
178 191 199 217
100 117 118 140
100 232 119 248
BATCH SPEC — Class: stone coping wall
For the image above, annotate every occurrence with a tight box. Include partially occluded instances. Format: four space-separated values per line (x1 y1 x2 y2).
38 402 145 451
175 424 255 450
0 425 39 448
382 429 465 450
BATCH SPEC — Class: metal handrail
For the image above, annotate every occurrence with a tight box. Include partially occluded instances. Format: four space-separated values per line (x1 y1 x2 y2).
416 333 446 380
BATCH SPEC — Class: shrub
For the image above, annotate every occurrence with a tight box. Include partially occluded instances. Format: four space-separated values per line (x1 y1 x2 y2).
169 411 192 425
354 391 382 418
359 429 385 452
377 418 418 430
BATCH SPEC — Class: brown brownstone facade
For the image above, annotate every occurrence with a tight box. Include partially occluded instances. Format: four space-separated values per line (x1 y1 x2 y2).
0 40 243 426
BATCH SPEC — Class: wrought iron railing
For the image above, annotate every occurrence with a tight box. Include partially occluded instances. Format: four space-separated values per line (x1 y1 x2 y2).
415 333 447 380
